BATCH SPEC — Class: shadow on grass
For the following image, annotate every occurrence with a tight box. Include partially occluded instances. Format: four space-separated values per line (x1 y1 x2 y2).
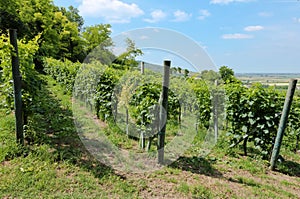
169 156 223 177
26 76 119 180
29 76 223 177
276 160 300 177
228 176 261 187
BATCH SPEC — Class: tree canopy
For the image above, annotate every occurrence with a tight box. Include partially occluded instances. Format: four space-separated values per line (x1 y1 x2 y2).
219 66 235 83
200 69 219 82
0 0 114 67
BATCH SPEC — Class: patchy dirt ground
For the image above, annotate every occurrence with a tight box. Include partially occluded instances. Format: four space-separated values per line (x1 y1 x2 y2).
110 154 300 199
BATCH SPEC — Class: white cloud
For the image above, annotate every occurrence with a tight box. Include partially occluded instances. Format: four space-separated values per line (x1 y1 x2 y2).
258 12 272 17
293 17 300 23
198 9 211 20
222 33 253 39
173 10 192 22
140 35 149 40
244 25 264 31
144 10 167 23
78 0 144 23
210 0 253 5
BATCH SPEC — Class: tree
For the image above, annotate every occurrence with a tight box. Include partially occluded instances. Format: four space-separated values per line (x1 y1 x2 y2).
82 24 114 64
59 6 84 32
123 38 143 68
184 69 189 78
7 0 87 68
200 70 219 82
82 24 112 53
177 67 182 74
55 11 85 62
0 0 28 37
1 0 88 66
170 67 177 74
219 66 234 83
112 38 143 69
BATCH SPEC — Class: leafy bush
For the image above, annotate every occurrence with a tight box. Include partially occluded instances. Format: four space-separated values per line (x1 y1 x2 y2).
0 33 42 122
73 63 121 121
188 77 212 129
285 97 300 152
225 82 286 158
129 83 180 128
43 57 81 93
94 67 119 120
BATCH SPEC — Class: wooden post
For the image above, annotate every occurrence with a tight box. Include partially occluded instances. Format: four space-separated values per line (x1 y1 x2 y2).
126 108 129 137
270 79 297 170
140 62 145 147
140 61 144 75
114 95 118 122
9 29 24 145
157 60 170 164
214 79 219 143
146 137 152 152
140 131 145 149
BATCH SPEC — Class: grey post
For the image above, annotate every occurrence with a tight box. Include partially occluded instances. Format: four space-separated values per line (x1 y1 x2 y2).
141 61 144 75
270 79 297 170
157 60 170 164
139 61 145 147
214 79 219 143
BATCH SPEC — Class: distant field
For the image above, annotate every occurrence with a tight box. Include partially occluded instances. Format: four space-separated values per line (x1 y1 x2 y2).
236 73 300 88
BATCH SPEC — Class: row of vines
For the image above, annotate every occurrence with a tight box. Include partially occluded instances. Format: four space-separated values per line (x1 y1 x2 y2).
1 33 299 158
225 80 300 158
41 57 300 159
43 58 212 151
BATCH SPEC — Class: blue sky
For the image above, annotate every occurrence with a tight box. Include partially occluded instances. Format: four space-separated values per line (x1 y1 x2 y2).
54 0 300 73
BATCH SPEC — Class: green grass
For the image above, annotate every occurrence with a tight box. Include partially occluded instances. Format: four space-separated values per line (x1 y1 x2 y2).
177 182 190 194
0 75 139 198
1 74 300 198
177 182 213 198
233 176 261 187
0 146 113 198
0 111 19 162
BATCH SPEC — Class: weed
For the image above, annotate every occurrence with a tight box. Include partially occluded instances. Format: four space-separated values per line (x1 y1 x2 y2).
177 182 190 195
235 176 261 187
192 185 213 199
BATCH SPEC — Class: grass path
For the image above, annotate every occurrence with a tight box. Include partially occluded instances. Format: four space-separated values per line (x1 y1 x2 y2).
0 75 300 198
